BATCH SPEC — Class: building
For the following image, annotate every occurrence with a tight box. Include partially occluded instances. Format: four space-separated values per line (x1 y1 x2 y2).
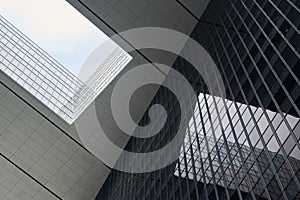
66 0 300 199
0 0 299 200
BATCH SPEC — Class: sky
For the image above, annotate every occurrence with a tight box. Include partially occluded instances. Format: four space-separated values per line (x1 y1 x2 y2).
0 0 109 76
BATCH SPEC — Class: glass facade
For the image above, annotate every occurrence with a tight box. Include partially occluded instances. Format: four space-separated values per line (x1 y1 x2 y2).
96 0 300 199
62 46 132 123
0 15 83 123
174 94 300 199
0 15 131 124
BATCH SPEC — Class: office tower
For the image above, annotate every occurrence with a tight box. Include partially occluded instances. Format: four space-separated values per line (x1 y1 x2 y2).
0 15 131 124
0 0 299 199
0 15 84 124
67 0 300 199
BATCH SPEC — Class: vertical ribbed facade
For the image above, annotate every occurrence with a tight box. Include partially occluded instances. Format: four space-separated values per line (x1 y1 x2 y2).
97 0 300 199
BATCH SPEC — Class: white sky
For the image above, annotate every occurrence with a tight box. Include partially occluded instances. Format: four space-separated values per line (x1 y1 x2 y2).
0 0 109 75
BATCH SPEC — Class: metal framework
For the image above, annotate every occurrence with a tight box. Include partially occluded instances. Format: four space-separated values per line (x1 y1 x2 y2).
96 0 300 199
